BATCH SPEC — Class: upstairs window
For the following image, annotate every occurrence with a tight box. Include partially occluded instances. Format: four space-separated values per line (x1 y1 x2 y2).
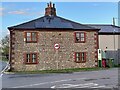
25 53 38 64
25 32 38 43
75 32 86 43
75 52 86 63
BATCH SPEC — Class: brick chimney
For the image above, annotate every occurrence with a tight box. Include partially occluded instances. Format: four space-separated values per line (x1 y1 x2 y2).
45 2 56 16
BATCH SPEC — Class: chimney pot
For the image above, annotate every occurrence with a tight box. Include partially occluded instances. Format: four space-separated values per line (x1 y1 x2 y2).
50 1 52 7
45 2 56 16
53 4 55 8
47 3 49 7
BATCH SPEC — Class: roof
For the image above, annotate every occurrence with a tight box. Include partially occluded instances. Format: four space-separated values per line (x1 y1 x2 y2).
86 24 120 34
8 15 99 31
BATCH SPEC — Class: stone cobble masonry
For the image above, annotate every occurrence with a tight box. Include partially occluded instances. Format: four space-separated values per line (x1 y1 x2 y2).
11 30 98 71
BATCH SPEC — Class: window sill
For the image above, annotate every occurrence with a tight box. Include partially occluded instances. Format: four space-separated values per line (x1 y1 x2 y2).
25 62 38 64
75 61 86 63
75 41 85 43
26 41 38 43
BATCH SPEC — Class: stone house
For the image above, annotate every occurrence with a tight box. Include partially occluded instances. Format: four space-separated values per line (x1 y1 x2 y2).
8 2 99 71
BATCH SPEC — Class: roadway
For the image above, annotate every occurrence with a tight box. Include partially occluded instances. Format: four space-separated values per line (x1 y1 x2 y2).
1 67 119 89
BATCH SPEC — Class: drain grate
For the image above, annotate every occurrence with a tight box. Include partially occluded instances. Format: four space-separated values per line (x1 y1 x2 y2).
100 77 110 79
84 79 97 81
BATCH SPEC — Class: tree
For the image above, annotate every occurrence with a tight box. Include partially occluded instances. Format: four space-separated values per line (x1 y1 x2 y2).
1 35 9 60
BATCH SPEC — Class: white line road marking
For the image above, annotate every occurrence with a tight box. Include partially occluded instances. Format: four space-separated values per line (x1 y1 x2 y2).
50 83 110 88
91 85 107 88
11 78 86 88
51 86 56 89
0 73 3 77
52 83 97 88
62 84 74 86
51 84 73 88
74 83 98 88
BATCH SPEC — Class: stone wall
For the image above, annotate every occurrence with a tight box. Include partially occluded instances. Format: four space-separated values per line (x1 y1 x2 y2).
10 30 98 71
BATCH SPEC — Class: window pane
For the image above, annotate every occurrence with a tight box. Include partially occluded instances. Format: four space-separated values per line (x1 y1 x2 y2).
32 33 36 37
32 59 35 63
76 53 79 57
27 33 31 37
81 53 85 61
76 53 80 58
32 54 36 63
26 33 31 41
32 33 37 41
76 53 80 62
27 37 31 41
76 57 79 62
76 33 80 41
26 54 30 63
32 38 37 41
82 52 84 57
81 38 84 41
32 54 36 58
81 33 84 37
82 57 84 61
76 33 80 38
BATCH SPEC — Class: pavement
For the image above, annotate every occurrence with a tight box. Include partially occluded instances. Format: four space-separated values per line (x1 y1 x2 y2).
1 68 119 89
0 61 7 72
0 60 7 90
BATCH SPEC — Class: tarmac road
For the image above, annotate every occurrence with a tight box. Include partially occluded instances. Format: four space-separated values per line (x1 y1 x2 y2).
1 68 119 89
0 60 7 90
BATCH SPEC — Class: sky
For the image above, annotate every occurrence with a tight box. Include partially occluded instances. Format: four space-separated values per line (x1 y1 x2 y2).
0 2 119 40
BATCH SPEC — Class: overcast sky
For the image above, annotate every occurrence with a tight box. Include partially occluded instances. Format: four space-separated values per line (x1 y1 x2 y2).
0 2 119 40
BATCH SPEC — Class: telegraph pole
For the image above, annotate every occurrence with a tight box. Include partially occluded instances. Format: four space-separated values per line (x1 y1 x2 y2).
113 17 116 64
113 17 115 26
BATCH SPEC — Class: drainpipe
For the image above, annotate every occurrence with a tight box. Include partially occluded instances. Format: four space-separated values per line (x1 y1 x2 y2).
113 17 116 65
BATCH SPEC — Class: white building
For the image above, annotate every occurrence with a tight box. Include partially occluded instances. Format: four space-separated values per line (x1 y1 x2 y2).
88 24 120 65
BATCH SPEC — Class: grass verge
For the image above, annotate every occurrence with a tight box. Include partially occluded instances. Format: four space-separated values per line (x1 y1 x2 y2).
10 67 109 74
